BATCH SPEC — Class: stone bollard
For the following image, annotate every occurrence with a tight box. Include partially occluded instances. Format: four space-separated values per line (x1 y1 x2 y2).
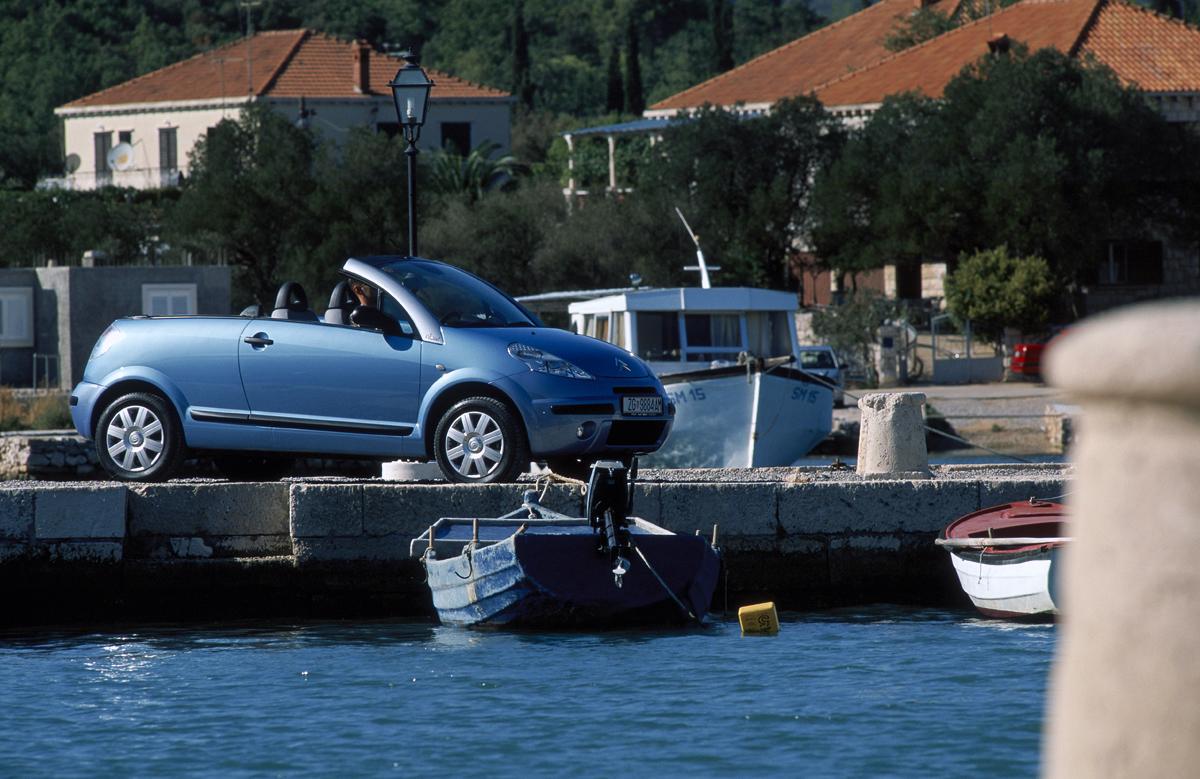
856 392 930 478
1043 299 1200 778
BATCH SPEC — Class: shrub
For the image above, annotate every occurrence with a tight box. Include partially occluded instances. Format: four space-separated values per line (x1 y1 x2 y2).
945 246 1056 346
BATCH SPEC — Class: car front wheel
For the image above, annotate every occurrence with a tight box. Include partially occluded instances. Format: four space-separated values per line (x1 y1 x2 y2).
95 391 184 482
433 397 527 484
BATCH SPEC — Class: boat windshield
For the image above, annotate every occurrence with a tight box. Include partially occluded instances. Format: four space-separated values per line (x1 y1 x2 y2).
378 259 535 328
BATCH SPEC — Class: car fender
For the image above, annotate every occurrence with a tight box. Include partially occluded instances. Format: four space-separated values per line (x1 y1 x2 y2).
92 365 192 429
416 367 535 441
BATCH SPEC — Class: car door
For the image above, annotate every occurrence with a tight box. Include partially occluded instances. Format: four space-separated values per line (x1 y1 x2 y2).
237 318 422 436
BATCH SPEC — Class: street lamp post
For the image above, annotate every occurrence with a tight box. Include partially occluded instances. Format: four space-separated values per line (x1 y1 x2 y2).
388 51 434 257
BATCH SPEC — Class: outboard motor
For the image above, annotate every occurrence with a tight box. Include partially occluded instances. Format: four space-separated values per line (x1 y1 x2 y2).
585 459 635 588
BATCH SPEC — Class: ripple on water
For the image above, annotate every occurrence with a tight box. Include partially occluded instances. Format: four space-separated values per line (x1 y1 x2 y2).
0 608 1054 777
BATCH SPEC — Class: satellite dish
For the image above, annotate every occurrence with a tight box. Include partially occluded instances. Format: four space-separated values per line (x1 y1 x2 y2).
64 153 80 174
107 142 135 172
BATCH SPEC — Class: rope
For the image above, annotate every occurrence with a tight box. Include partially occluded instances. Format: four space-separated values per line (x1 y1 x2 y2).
922 424 1035 464
632 544 698 623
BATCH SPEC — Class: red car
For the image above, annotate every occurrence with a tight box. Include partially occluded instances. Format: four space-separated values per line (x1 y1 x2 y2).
1010 342 1046 377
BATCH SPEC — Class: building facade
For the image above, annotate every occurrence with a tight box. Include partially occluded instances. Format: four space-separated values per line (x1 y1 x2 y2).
0 265 231 389
53 30 513 191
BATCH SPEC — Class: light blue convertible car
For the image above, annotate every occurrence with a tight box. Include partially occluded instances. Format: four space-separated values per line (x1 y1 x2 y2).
71 256 674 483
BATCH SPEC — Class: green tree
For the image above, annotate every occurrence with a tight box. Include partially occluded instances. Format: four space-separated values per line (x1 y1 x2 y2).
624 14 645 115
710 0 734 72
945 246 1056 345
168 105 319 309
426 141 523 203
640 96 844 289
812 48 1200 299
512 0 535 111
605 41 624 113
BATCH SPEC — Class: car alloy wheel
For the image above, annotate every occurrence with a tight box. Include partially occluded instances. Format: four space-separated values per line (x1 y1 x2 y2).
433 397 528 484
444 409 505 479
105 404 165 473
94 391 184 482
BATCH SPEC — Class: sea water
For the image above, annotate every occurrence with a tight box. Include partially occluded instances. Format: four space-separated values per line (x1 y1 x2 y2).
0 607 1054 777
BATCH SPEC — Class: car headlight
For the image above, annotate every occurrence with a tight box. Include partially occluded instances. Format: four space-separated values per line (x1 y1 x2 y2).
508 343 594 380
92 325 124 357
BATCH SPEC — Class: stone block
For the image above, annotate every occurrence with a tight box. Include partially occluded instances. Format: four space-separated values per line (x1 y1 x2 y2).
778 479 979 535
0 490 33 541
48 541 123 563
630 483 662 526
979 478 1069 509
290 484 364 538
658 483 778 537
34 487 126 540
128 484 289 537
361 483 581 538
293 535 410 563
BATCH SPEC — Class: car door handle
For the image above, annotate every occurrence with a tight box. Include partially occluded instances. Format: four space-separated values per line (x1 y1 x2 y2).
243 334 273 347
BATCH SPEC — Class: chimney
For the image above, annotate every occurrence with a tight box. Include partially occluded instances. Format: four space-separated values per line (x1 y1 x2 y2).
987 33 1011 54
353 42 370 94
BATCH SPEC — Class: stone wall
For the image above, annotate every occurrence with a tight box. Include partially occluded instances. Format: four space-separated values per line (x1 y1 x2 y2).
0 466 1070 625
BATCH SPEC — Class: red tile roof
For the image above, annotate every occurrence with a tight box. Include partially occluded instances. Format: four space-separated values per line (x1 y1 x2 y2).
650 0 963 111
813 0 1200 107
60 30 508 110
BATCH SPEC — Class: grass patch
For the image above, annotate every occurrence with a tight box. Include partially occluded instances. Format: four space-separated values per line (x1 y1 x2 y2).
0 388 73 432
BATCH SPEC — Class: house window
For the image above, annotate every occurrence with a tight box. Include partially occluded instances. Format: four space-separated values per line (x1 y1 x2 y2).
440 122 471 155
159 128 178 172
118 130 133 145
0 287 34 347
142 284 196 316
94 131 112 182
376 122 400 138
1099 241 1164 286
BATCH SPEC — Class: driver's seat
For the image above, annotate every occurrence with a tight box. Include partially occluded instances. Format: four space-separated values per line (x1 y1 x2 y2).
271 281 318 321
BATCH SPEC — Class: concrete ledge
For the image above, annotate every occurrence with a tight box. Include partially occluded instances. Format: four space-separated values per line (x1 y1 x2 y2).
128 483 289 537
35 486 125 540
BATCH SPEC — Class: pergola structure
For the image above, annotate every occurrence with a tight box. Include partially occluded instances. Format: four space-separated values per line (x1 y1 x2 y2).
560 116 688 199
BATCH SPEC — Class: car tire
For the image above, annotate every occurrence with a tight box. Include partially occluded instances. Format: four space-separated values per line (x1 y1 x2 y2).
94 391 185 482
434 397 528 484
212 455 295 482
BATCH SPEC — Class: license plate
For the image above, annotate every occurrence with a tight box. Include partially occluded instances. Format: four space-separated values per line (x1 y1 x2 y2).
622 396 663 416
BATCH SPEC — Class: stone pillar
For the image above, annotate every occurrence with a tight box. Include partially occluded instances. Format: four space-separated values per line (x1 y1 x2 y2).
1044 299 1200 778
856 392 929 478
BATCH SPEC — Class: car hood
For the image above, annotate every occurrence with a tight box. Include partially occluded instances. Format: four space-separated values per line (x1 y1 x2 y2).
446 327 650 379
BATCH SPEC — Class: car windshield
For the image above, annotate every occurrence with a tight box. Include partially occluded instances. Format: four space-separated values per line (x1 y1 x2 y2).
378 259 535 328
798 350 836 369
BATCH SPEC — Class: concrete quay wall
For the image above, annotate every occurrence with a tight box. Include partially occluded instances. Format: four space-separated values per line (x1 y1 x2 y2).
0 466 1069 625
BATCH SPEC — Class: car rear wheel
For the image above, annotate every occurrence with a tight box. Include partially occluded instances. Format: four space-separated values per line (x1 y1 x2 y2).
95 391 184 482
434 397 527 484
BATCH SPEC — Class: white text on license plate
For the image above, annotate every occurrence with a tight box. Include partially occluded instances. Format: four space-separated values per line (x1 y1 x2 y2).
622 396 663 416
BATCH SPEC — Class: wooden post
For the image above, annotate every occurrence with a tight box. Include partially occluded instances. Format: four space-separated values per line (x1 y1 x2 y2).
607 134 617 192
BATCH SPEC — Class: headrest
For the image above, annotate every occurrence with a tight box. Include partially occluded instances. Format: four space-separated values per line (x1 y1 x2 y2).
271 281 318 321
324 281 357 325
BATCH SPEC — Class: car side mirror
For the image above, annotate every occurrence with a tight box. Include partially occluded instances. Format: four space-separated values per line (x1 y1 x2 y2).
350 304 404 337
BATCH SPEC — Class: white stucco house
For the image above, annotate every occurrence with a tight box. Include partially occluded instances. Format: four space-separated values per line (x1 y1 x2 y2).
52 29 513 191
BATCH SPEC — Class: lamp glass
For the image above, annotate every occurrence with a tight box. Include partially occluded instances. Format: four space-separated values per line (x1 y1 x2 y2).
389 66 433 128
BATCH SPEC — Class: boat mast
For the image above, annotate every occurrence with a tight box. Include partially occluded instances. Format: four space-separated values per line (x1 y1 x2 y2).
675 207 720 289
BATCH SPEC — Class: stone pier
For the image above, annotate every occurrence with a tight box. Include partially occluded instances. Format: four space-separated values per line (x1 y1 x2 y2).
0 465 1069 626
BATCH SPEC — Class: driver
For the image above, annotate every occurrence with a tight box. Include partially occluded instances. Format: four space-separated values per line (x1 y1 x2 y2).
350 280 376 308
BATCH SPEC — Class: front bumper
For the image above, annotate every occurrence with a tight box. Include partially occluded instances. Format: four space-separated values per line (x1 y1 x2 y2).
492 373 675 458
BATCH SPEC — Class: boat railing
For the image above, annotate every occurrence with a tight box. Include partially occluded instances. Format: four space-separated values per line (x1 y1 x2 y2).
936 536 1071 548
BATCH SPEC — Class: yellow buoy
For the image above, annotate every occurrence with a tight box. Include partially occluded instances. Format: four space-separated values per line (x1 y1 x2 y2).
738 601 780 636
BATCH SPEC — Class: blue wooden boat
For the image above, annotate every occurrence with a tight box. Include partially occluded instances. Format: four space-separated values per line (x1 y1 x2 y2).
410 461 721 628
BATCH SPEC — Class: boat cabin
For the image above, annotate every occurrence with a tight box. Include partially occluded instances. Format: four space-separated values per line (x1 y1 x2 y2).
567 287 799 374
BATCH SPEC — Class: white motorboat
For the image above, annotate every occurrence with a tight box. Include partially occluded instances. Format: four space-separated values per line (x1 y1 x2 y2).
565 286 833 467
